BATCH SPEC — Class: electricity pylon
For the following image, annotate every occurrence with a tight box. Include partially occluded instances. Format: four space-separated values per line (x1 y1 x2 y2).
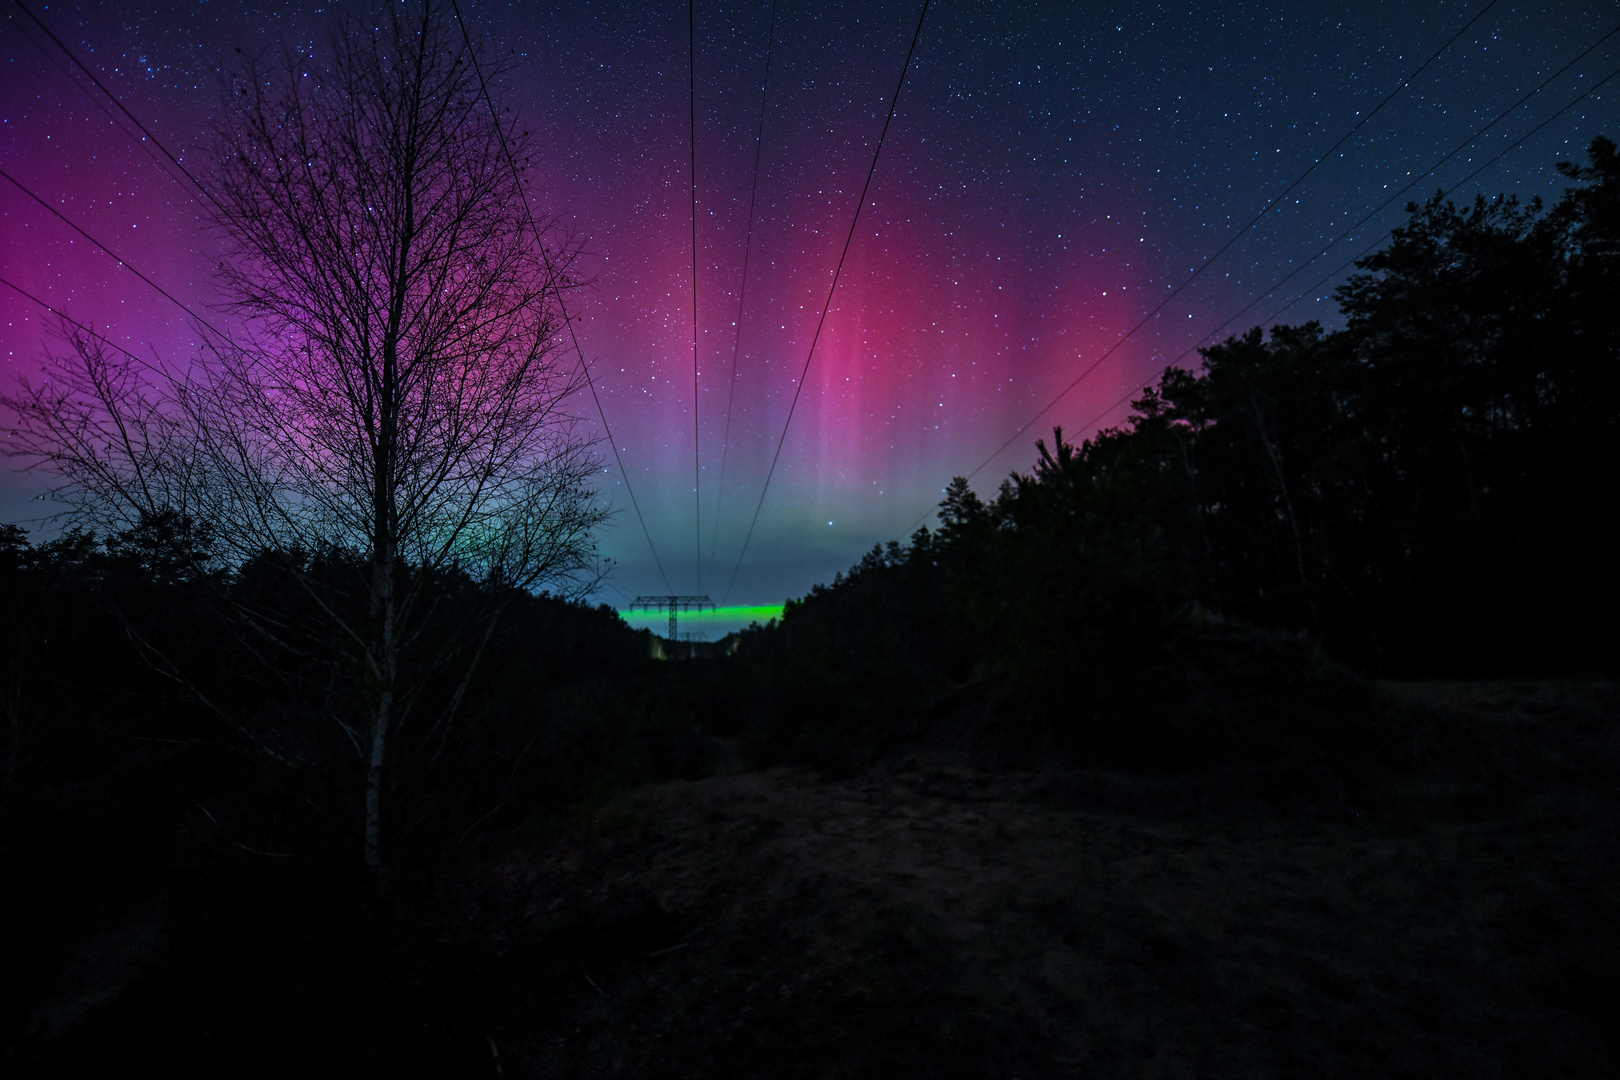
629 595 715 640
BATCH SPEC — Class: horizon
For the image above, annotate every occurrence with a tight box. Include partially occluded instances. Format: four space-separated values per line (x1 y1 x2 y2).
619 604 786 639
2 0 1614 607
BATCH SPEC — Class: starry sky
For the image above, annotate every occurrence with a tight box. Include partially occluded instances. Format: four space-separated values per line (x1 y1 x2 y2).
1 0 1615 618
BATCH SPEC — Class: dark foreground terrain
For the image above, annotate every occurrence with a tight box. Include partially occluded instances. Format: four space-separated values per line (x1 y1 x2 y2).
11 675 1618 1078
9 136 1620 1076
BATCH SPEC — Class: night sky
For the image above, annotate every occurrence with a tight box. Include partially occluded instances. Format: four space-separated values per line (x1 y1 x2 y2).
2 0 1615 619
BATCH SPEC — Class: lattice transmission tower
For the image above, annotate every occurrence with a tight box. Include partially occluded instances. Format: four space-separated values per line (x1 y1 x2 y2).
629 595 716 640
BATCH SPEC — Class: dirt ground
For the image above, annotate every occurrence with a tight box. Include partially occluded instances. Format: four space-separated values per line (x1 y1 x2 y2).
435 680 1620 1079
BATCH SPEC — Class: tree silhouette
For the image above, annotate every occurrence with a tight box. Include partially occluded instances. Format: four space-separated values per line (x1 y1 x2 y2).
3 1 607 891
778 137 1620 697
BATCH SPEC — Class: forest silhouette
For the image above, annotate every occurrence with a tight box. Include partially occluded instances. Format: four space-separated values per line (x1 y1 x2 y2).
785 135 1620 672
2 140 1617 1075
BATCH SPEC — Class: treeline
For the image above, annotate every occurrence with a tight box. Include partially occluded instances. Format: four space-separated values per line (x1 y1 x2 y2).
0 519 722 1068
1 135 1615 1071
0 518 696 845
735 137 1619 756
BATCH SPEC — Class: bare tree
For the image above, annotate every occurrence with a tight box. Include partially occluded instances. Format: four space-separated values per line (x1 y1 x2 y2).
4 1 606 891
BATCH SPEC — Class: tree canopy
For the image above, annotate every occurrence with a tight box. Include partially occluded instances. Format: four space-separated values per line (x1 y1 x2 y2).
769 136 1620 710
2 1 608 890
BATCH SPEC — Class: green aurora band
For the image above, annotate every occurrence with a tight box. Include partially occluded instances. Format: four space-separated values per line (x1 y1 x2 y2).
616 605 784 636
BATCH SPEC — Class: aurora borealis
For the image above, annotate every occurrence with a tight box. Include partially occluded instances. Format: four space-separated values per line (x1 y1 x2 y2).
2 1 1615 626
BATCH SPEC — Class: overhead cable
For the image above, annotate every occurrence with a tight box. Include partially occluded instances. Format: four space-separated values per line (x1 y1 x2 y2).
1138 19 1620 384
898 59 1620 539
721 0 933 604
0 273 155 370
710 0 779 566
449 0 674 594
951 0 1502 487
11 0 219 212
6 8 200 202
0 165 227 340
689 0 704 593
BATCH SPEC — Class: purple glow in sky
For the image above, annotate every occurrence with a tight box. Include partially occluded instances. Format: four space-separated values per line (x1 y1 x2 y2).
3 0 1615 606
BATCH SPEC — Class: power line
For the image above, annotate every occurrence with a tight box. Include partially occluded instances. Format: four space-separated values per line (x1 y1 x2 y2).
897 59 1620 540
6 4 674 593
11 0 218 212
1245 62 1620 334
1160 20 1620 365
1212 62 1620 400
6 0 659 594
689 0 703 594
5 9 198 202
449 0 674 595
577 345 675 593
950 0 1502 490
0 272 190 527
0 273 154 371
710 0 779 567
1432 65 1620 205
721 0 933 604
0 165 228 341
12 0 1567 605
